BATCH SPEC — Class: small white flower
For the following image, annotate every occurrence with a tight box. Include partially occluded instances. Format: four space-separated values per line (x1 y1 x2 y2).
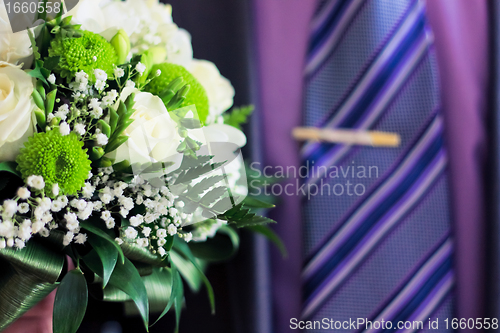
120 208 129 218
105 218 115 229
32 221 44 234
27 175 45 190
59 122 70 136
158 247 166 256
18 203 29 214
34 206 45 219
75 71 88 82
3 200 17 217
74 123 86 136
82 183 95 199
92 56 97 62
0 220 15 238
51 200 63 212
157 228 167 238
136 238 148 247
96 133 108 146
58 104 69 114
40 228 50 237
94 69 107 81
78 206 93 220
156 69 161 76
48 74 56 84
130 215 144 227
95 80 106 91
0 238 5 249
125 80 135 88
15 239 25 249
75 200 87 211
42 212 53 223
63 231 74 246
167 224 177 236
184 232 192 243
144 213 155 224
92 201 103 211
17 187 30 199
52 183 60 196
175 201 185 208
100 193 112 205
18 220 32 241
115 237 124 245
124 227 138 239
135 62 146 75
74 233 87 244
142 227 151 237
57 196 68 207
101 211 111 221
88 98 103 118
114 67 125 78
157 238 166 247
6 238 14 247
64 212 79 231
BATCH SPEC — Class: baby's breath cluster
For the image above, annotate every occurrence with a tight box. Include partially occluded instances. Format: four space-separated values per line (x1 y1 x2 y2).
87 169 194 257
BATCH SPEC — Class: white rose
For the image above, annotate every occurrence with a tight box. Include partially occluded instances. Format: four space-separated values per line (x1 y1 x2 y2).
70 0 193 66
0 62 36 162
111 88 183 170
0 1 32 64
188 60 234 124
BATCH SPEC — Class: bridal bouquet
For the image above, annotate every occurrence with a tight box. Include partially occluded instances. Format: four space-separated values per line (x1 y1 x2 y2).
0 1 278 332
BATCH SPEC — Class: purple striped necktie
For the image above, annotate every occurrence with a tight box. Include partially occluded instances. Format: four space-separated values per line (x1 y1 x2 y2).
301 0 455 331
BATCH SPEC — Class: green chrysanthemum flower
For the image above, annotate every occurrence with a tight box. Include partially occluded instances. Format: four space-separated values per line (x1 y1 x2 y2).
49 30 118 81
146 63 209 123
16 131 92 197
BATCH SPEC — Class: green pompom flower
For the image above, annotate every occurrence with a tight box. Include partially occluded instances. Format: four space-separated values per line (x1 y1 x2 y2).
16 130 92 197
146 63 209 123
49 30 118 81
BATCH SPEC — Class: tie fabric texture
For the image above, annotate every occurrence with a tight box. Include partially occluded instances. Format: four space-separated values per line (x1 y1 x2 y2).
301 0 455 331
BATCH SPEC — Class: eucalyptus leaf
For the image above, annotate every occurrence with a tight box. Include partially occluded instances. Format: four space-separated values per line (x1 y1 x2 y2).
84 251 149 329
80 220 124 264
173 238 215 314
247 225 287 257
86 233 118 288
53 269 88 333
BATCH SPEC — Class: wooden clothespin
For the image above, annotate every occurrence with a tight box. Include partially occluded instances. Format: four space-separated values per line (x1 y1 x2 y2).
292 127 400 147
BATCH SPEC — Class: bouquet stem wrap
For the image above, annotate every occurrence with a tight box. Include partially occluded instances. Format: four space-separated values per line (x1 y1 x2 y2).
0 241 65 331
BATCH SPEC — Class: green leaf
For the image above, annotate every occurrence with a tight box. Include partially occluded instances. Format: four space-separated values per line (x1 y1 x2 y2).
242 196 276 209
80 220 124 264
188 226 240 262
151 264 183 328
234 215 277 228
44 56 60 71
179 118 201 129
0 161 21 177
86 233 118 288
223 105 254 130
28 60 50 84
187 175 225 199
169 250 202 292
247 225 287 257
173 238 215 314
27 28 40 60
84 251 149 330
199 186 227 207
53 269 88 333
